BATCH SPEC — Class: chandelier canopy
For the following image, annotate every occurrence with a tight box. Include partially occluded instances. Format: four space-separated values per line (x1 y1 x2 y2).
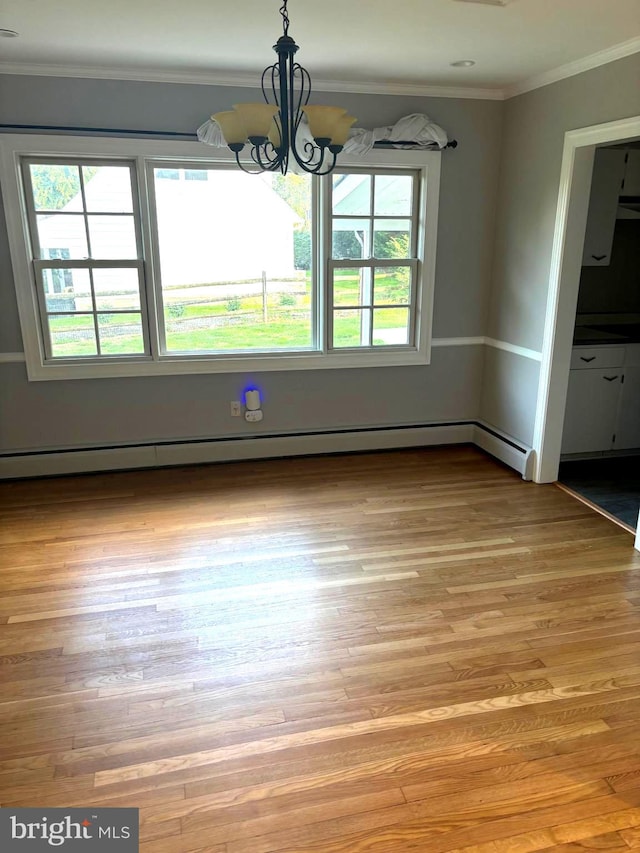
212 0 356 175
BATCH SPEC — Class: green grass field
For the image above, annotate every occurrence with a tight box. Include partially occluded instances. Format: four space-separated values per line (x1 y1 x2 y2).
48 273 410 357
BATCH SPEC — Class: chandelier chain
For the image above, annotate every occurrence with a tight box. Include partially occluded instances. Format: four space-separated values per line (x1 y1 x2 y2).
279 0 290 36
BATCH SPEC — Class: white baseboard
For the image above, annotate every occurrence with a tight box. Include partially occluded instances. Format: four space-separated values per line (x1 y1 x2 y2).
473 424 535 480
155 424 475 467
0 423 535 481
0 423 476 479
0 445 158 479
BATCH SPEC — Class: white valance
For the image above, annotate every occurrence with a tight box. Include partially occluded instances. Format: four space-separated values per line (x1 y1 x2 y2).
342 113 448 154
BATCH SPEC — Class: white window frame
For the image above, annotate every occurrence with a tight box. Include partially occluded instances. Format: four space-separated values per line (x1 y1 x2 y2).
22 156 151 362
326 167 422 351
0 134 441 381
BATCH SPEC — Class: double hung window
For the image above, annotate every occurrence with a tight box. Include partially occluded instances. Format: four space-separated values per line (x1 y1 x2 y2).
23 161 147 360
1 136 440 379
329 171 419 349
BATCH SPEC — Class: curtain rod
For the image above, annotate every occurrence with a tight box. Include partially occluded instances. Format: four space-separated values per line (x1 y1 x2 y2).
0 123 458 148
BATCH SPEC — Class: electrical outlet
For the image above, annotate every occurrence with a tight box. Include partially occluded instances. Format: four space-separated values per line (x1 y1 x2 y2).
245 410 263 423
230 401 241 417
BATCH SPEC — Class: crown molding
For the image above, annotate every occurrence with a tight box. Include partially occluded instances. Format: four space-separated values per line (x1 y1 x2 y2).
297 78 504 100
1 35 638 102
0 61 504 100
505 36 640 99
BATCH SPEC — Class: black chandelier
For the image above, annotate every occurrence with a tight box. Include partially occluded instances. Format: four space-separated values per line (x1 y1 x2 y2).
213 0 356 175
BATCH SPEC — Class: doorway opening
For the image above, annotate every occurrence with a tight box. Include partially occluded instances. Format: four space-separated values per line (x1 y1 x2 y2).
531 114 640 539
552 138 640 532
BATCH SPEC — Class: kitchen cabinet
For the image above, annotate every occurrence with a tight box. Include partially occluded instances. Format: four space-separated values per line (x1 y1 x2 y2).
562 344 640 454
562 368 623 454
616 367 640 450
582 149 626 267
569 345 625 370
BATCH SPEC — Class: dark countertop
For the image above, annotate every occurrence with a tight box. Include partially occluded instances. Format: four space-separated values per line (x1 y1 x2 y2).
573 324 640 346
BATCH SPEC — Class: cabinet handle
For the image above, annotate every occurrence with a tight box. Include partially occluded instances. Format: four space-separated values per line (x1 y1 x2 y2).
580 356 596 362
603 375 619 382
591 254 607 261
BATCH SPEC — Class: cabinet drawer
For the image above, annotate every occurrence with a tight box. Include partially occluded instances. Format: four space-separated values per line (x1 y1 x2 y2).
570 346 625 369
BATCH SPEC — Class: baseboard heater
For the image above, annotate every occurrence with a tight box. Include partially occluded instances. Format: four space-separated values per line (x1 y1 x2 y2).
0 421 534 481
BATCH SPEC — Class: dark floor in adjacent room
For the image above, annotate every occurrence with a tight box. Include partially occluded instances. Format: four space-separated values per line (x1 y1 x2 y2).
558 456 640 531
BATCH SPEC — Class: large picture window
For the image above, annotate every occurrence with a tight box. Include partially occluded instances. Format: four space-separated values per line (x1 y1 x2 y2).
1 136 440 379
150 165 314 354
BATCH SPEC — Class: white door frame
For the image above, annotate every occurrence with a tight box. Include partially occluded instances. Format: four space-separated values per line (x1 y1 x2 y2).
532 115 640 484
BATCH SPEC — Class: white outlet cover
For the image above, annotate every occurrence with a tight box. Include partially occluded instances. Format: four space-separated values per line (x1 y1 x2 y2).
245 410 263 423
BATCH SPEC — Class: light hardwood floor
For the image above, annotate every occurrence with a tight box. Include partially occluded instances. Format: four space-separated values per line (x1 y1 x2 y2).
2 445 640 852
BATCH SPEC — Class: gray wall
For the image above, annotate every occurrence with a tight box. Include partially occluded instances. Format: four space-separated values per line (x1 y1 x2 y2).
0 349 485 450
481 54 640 445
481 348 539 447
0 75 502 453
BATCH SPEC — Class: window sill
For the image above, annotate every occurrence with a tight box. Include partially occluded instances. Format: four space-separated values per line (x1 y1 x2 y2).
24 348 432 380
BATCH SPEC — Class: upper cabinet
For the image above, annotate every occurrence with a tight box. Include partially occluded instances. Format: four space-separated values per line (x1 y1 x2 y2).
582 149 626 267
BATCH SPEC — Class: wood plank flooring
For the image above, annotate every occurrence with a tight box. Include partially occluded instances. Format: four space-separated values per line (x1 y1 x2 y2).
1 445 640 852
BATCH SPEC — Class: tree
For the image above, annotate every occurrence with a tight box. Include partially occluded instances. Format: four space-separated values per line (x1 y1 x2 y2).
270 173 313 271
30 165 97 211
270 173 311 225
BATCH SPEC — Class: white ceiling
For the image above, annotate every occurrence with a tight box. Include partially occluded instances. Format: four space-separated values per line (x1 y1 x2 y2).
1 0 639 97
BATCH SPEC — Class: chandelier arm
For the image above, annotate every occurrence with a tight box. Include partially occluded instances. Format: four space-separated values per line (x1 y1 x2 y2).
290 133 326 170
293 148 338 176
262 62 287 171
262 63 280 108
289 63 335 171
253 142 283 172
233 150 266 175
232 145 282 174
290 64 310 134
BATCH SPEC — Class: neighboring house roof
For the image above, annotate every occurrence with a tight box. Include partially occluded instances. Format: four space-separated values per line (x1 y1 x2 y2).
332 173 412 230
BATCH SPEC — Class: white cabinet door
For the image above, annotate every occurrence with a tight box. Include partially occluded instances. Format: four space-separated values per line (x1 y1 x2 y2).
562 369 623 453
615 367 640 450
582 149 626 266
